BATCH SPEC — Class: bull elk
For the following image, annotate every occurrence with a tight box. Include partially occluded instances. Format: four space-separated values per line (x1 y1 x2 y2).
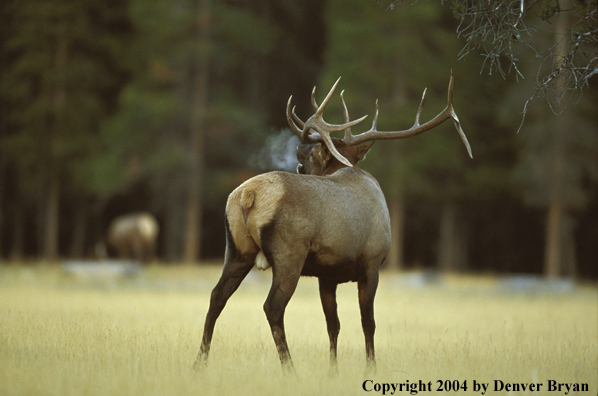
195 74 472 372
106 212 159 264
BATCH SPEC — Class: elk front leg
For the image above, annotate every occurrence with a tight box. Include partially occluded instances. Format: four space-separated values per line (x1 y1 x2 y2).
263 264 302 373
318 279 340 371
358 269 379 370
194 256 254 369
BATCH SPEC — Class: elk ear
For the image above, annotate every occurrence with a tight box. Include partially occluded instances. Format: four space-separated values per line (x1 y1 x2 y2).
356 141 375 162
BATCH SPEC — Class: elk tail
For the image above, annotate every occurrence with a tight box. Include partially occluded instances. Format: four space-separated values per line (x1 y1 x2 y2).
239 188 270 270
240 189 255 226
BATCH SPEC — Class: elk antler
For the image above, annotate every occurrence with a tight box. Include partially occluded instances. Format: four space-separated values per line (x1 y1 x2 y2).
286 73 473 167
341 72 472 159
286 77 368 167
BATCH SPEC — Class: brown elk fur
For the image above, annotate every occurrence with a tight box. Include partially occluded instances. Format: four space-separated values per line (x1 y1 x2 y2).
106 212 159 264
196 140 387 372
199 74 471 372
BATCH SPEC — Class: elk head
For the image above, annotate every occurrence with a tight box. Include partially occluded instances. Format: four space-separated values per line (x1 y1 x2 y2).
296 138 374 175
287 72 473 175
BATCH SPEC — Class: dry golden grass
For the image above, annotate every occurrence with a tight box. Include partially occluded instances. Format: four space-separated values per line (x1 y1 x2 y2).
0 263 596 396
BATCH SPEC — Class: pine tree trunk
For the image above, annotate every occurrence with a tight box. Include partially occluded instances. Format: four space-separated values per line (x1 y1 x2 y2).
564 226 577 276
544 201 563 277
438 201 457 271
43 175 60 261
36 175 46 256
437 201 468 272
166 185 185 261
42 22 68 262
69 203 88 258
0 157 4 258
10 208 24 261
544 2 569 278
183 0 211 264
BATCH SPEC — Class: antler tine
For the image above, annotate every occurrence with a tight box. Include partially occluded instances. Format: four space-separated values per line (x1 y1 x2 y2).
310 77 368 134
342 72 473 159
292 106 321 142
447 71 454 107
286 96 304 139
286 95 324 143
372 99 380 130
414 88 427 127
308 77 368 135
340 91 349 122
291 106 304 128
311 77 368 131
340 90 352 141
315 77 341 116
287 97 320 143
446 72 473 158
286 77 369 166
295 77 368 167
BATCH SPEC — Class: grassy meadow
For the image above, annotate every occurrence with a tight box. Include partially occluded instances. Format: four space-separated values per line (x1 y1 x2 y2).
0 263 596 396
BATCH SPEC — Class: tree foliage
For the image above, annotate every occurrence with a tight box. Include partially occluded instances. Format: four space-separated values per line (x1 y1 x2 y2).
3 0 133 193
0 0 596 278
379 0 597 112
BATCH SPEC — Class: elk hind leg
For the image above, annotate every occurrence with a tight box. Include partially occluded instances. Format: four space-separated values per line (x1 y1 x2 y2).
263 261 302 372
195 224 257 368
195 257 254 368
318 279 340 372
358 269 379 370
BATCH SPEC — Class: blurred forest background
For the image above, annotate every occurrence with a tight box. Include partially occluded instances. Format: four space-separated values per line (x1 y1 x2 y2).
0 0 596 279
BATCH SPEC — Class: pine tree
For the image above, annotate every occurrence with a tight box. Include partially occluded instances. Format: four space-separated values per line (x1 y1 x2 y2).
2 0 133 259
